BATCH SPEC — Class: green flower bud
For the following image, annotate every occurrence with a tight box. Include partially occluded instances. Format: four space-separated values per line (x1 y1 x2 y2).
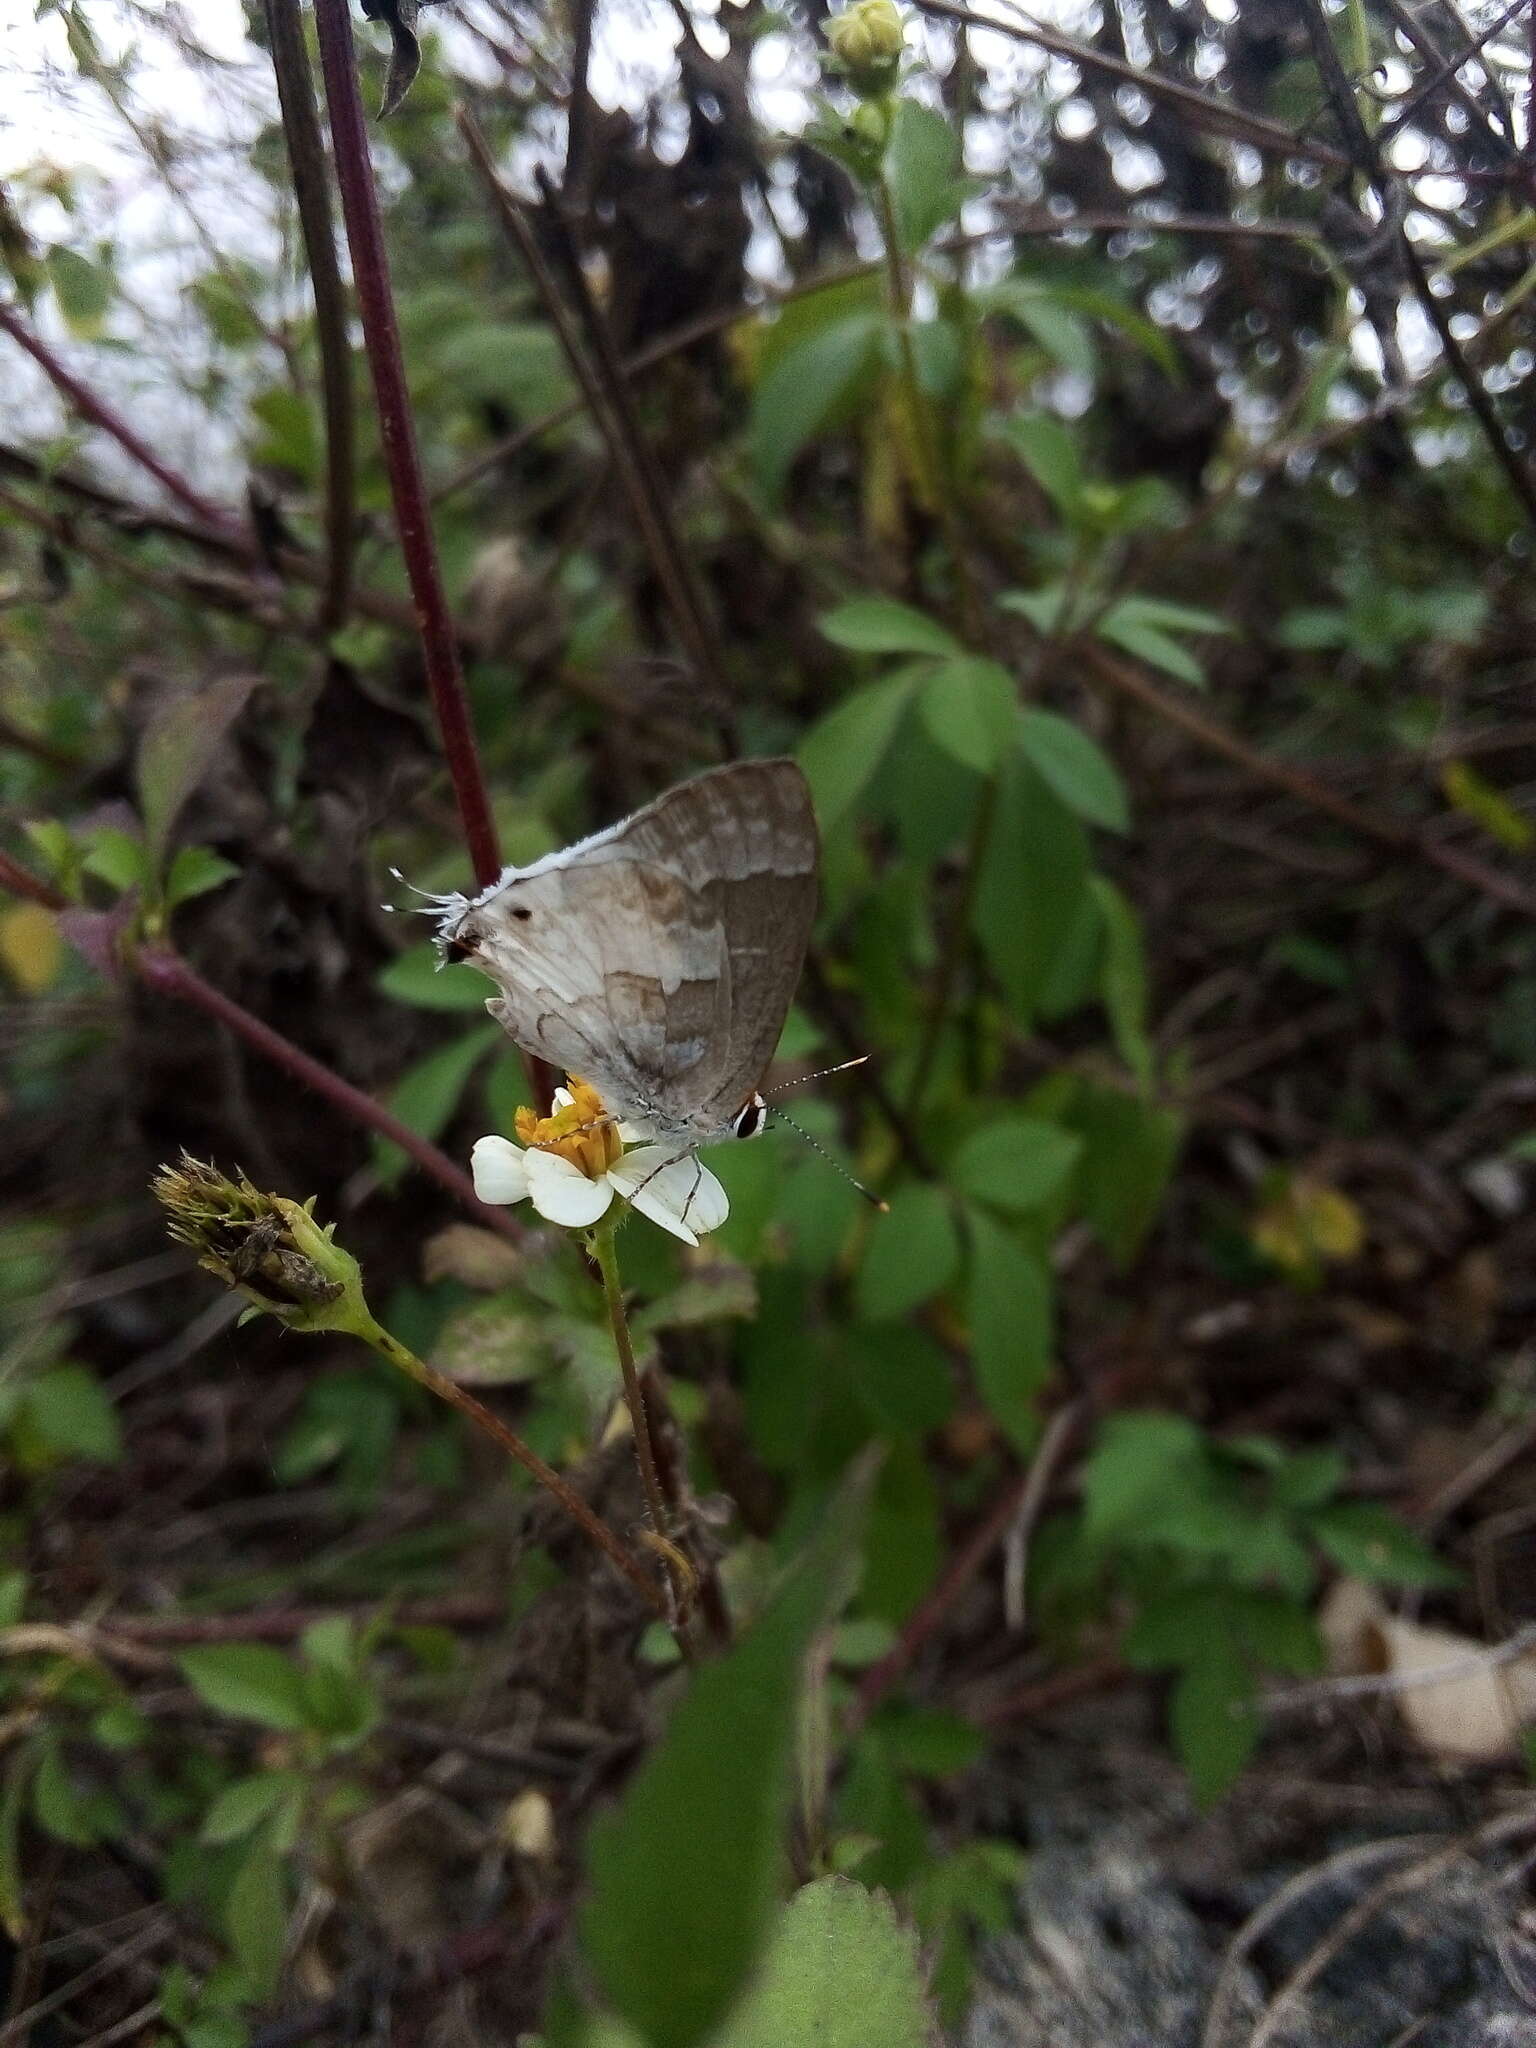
827 0 905 89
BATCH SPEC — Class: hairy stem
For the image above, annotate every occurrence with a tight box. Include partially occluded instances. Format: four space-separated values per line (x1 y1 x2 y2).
359 1314 670 1618
311 0 501 889
590 1218 691 1626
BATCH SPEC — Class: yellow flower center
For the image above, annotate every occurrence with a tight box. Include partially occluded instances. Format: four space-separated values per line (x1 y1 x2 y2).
513 1079 622 1180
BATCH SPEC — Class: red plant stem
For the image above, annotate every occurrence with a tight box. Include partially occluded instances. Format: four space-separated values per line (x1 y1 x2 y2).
0 849 66 911
311 0 501 892
0 302 247 545
135 946 518 1235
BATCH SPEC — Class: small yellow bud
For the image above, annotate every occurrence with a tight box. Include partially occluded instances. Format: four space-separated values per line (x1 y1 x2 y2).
827 0 905 88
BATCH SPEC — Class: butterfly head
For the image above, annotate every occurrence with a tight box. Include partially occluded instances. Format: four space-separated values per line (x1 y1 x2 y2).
730 1093 768 1140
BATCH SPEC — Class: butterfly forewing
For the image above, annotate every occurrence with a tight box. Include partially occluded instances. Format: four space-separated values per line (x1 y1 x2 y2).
448 760 818 1141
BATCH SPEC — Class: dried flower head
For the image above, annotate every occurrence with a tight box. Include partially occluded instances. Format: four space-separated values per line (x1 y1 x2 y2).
152 1155 366 1331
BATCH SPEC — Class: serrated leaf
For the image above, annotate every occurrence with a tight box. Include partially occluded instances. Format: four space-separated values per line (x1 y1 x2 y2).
711 1877 932 2048
965 1207 1052 1454
580 1468 871 2048
972 758 1091 1026
798 672 918 830
1016 709 1129 832
1081 1411 1206 1547
997 414 1082 518
950 1118 1081 1212
819 596 960 657
178 1645 308 1731
855 1184 961 1322
919 658 1017 774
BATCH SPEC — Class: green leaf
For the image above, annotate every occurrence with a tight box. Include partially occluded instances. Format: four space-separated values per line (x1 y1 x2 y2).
1016 709 1130 832
1097 597 1225 686
1170 1640 1258 1806
46 245 111 339
1307 1502 1460 1589
819 597 960 658
711 1877 932 2048
580 1469 871 2048
997 414 1083 519
165 846 241 907
0 1573 25 1631
376 942 491 1012
919 658 1017 775
81 826 148 893
863 1440 941 1625
884 100 965 252
876 1705 986 1777
1090 878 1152 1087
751 311 882 503
137 674 260 873
855 1184 961 1322
201 1772 304 1846
972 759 1091 1026
22 1366 121 1462
178 1645 309 1732
373 1024 500 1187
965 1207 1052 1454
950 1118 1081 1212
33 1738 99 1846
798 672 918 831
843 1326 954 1438
1068 1084 1183 1264
978 279 1095 377
1081 1411 1206 1547
225 1842 288 2000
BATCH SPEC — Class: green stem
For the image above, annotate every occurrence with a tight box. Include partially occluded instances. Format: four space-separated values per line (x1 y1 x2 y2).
589 1219 691 1625
353 1310 670 1621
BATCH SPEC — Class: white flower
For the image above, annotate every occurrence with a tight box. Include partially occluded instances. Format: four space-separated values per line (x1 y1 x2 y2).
470 1082 728 1247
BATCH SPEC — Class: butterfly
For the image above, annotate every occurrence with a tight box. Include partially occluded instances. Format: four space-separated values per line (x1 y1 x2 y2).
432 759 819 1151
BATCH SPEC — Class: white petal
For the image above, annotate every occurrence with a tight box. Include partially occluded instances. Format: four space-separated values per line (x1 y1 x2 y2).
607 1144 717 1246
617 1117 657 1145
552 1087 576 1110
683 1162 729 1235
470 1135 529 1206
525 1148 614 1229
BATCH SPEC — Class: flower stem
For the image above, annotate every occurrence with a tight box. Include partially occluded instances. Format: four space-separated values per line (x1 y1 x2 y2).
354 1312 671 1620
590 1218 690 1622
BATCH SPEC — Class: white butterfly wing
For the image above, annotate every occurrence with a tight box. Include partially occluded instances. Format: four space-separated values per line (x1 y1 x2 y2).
448 761 818 1136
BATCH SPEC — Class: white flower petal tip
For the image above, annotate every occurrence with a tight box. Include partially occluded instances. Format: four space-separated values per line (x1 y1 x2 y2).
608 1146 729 1246
525 1148 615 1229
471 1135 530 1206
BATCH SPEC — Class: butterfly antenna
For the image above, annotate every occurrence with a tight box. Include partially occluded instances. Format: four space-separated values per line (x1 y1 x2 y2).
761 1054 872 1099
380 868 458 918
767 1107 889 1212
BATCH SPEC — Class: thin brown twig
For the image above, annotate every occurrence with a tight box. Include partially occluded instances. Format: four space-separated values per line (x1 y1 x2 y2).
1081 643 1536 920
0 302 249 546
264 0 357 635
134 945 519 1232
914 0 1350 168
1299 0 1536 533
